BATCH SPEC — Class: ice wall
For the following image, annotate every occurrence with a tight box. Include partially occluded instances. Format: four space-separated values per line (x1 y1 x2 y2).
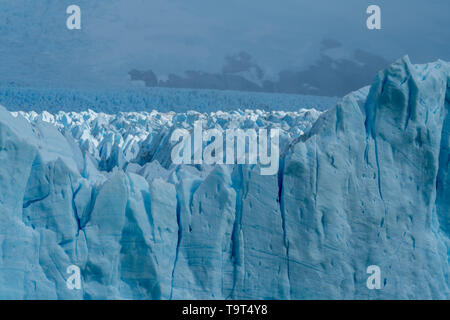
0 57 448 299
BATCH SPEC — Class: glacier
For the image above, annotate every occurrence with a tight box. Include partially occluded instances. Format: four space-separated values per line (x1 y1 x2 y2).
0 86 337 113
0 56 448 299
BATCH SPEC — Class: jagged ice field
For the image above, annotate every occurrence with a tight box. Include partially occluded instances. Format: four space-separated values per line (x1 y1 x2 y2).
0 57 448 299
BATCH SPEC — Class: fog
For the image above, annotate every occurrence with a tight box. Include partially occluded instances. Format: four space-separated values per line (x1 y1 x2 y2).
0 0 448 95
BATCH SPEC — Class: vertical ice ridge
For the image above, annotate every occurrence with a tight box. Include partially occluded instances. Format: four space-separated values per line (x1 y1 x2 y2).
277 157 291 299
228 165 244 299
169 192 182 300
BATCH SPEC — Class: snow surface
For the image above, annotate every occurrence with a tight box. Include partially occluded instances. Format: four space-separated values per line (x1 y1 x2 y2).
0 56 448 299
0 86 337 113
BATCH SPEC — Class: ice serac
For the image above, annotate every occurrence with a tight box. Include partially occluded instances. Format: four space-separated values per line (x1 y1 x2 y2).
229 165 290 299
0 108 72 299
282 56 449 299
170 166 236 299
0 57 448 299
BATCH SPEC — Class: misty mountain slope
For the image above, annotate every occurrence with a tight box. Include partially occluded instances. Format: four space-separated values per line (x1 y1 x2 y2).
0 57 448 299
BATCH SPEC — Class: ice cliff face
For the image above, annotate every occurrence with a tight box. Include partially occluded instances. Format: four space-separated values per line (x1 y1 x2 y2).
0 56 448 299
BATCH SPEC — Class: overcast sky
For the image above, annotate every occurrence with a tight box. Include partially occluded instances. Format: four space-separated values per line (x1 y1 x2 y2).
0 0 448 94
